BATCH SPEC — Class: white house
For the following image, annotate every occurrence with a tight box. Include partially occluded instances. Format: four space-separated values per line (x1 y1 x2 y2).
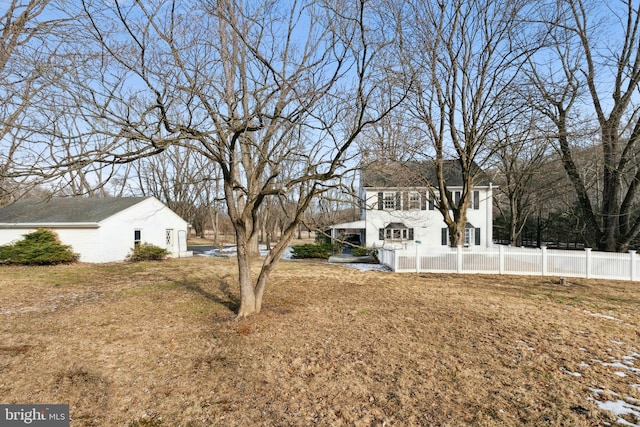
332 160 494 251
0 196 192 263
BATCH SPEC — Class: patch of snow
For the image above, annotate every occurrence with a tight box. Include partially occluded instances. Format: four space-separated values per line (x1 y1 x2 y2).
594 354 640 377
341 263 389 272
560 367 582 377
202 246 235 257
588 398 640 427
515 340 535 350
587 311 623 322
590 388 618 397
589 380 640 426
197 245 385 270
201 245 293 259
605 361 634 370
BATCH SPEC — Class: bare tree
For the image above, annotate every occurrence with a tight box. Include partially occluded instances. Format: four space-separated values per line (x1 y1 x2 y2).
527 0 640 251
404 0 539 246
53 0 404 317
0 1 125 202
490 113 555 246
0 0 59 204
132 146 221 238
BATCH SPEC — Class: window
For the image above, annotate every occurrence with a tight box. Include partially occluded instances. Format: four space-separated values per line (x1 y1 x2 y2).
377 191 428 211
384 193 396 209
441 226 481 246
134 229 141 246
377 192 401 210
472 190 480 210
408 192 421 210
446 190 480 210
464 228 473 246
166 229 173 246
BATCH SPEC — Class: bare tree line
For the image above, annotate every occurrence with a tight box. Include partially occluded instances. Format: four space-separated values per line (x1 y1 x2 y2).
4 0 640 316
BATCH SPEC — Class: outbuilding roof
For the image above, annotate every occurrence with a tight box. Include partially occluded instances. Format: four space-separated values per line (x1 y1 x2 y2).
0 197 150 224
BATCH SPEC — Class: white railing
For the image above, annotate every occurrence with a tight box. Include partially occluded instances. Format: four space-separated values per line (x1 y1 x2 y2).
378 245 640 281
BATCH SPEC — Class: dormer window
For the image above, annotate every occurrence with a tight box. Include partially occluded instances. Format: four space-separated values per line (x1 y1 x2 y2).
379 222 414 242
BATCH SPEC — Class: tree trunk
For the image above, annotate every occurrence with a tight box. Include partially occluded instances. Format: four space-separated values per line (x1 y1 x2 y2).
265 231 271 253
211 209 219 244
536 213 543 248
248 232 260 256
599 122 621 252
509 199 519 246
235 227 259 318
448 223 465 247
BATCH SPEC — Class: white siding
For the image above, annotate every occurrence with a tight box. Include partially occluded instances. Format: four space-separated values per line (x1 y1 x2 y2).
97 197 189 262
364 187 493 249
0 197 191 263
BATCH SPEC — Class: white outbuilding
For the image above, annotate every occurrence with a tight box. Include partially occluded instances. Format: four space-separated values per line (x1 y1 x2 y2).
0 196 192 263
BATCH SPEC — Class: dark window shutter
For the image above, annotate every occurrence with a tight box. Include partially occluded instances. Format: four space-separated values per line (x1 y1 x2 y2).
441 228 448 246
473 191 479 209
379 228 384 240
409 228 414 240
475 228 481 245
429 193 435 210
421 191 428 210
377 192 383 210
403 192 409 211
454 191 461 208
395 192 401 210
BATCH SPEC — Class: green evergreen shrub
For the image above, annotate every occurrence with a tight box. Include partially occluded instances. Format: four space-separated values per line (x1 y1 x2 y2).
290 242 333 259
352 246 378 259
315 232 332 245
0 228 79 265
127 242 169 262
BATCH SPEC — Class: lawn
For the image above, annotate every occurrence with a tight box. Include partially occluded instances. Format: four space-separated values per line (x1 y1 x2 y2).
1 256 639 426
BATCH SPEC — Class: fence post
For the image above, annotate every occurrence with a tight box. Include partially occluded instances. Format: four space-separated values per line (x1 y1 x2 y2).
393 249 398 271
457 245 463 273
630 250 637 281
541 246 547 276
499 245 504 275
585 248 592 279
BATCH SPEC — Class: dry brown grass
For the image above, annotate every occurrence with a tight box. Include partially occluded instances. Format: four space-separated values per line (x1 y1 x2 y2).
1 256 639 426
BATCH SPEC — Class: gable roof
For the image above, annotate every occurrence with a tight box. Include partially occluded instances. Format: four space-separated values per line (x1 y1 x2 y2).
360 160 492 188
0 197 150 224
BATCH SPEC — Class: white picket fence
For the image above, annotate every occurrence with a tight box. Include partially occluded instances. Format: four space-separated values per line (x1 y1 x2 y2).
378 245 640 281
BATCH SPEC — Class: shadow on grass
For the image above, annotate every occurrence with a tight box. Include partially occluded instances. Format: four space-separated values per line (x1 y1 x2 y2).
180 279 240 314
